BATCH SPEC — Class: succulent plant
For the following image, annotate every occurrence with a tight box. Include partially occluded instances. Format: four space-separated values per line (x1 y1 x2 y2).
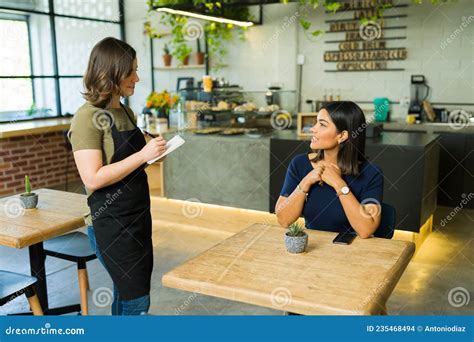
287 222 306 237
24 175 32 195
163 43 170 55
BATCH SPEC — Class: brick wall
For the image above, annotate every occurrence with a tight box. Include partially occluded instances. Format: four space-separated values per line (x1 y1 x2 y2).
0 131 81 196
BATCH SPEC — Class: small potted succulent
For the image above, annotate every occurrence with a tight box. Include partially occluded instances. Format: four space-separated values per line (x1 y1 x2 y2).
163 43 172 67
20 175 38 209
285 222 308 254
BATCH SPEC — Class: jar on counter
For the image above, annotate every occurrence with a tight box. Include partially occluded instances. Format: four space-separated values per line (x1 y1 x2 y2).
145 112 156 132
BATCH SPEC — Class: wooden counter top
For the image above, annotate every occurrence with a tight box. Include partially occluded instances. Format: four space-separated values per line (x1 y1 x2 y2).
0 118 71 139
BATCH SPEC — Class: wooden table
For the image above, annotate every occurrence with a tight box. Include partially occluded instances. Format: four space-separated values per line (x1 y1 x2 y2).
0 188 88 314
163 224 415 315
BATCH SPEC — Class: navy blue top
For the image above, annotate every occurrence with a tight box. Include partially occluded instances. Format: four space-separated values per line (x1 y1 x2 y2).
280 154 384 233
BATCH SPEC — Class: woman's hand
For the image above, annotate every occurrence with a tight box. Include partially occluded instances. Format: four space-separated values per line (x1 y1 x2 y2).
320 162 345 189
139 137 167 163
300 162 325 192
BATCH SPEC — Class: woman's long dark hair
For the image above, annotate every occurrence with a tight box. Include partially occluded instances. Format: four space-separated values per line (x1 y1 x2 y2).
82 37 136 108
310 101 367 176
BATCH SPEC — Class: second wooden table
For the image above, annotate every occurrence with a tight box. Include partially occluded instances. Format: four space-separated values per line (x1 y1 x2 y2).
163 223 415 315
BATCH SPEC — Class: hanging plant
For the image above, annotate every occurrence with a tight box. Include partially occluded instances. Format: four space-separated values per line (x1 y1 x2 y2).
145 0 252 70
281 0 456 41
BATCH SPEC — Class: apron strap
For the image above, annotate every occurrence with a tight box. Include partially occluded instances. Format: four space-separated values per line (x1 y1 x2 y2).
120 102 138 129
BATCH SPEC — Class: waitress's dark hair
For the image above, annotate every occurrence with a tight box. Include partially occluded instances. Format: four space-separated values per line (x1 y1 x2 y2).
311 101 367 176
82 37 136 108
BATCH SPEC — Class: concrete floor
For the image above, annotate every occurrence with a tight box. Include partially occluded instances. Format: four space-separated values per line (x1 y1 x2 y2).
0 204 472 316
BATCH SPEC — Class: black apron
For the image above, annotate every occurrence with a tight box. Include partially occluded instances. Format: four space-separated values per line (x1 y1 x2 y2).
87 105 153 300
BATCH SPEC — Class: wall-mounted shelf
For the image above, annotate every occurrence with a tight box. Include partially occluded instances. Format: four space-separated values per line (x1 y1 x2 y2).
324 68 405 72
325 26 407 33
154 65 205 71
325 14 407 23
324 37 407 43
324 4 408 13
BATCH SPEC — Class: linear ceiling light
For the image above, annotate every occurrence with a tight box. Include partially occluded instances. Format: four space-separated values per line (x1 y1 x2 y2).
156 8 254 27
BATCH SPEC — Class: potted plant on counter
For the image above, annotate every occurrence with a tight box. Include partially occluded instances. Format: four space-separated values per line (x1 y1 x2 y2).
174 43 192 66
285 222 308 254
163 43 172 67
20 175 38 209
145 90 180 129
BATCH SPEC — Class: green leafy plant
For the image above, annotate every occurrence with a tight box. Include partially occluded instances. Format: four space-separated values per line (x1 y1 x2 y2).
27 102 52 116
145 0 252 70
24 175 33 195
281 0 456 40
173 43 192 63
287 222 306 237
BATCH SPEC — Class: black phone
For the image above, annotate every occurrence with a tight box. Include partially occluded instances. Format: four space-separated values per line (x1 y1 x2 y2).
332 232 357 245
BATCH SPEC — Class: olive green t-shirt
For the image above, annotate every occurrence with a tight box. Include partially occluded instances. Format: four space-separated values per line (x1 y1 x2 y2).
68 102 138 224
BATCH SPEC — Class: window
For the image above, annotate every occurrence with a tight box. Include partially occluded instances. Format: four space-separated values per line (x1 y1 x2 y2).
0 17 33 112
0 0 124 122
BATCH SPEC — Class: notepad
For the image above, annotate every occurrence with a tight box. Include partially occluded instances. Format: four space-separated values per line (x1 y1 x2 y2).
147 135 185 164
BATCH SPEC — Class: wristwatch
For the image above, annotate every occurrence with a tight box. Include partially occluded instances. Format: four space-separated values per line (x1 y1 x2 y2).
296 184 309 201
337 185 350 197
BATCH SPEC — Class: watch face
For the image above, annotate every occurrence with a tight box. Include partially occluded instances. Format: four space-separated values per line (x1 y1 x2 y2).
341 186 350 194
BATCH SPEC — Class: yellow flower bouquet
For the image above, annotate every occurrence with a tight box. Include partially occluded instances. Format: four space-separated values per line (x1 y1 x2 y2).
146 90 180 114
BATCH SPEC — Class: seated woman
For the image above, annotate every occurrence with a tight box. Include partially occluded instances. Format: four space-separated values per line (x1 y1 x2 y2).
276 101 383 238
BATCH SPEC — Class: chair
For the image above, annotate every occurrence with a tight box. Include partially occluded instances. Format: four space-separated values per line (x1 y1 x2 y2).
0 271 43 315
374 202 396 239
43 231 97 315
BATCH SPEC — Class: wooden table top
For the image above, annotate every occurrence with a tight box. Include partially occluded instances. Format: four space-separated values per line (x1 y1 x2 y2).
163 223 415 315
0 189 88 248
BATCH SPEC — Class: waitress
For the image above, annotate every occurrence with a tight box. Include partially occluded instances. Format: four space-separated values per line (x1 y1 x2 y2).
69 37 166 315
276 101 384 238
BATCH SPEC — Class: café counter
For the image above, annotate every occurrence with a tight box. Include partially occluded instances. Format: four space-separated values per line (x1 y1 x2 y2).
162 130 440 235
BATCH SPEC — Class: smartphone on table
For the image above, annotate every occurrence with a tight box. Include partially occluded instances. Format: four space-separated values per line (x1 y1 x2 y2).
332 231 357 245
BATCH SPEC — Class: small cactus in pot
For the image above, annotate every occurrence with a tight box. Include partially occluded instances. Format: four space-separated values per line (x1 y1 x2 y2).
19 175 38 209
285 222 308 254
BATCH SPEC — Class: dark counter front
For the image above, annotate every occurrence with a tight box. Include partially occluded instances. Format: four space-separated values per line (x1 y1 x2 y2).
269 131 440 233
163 130 440 233
382 122 474 208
